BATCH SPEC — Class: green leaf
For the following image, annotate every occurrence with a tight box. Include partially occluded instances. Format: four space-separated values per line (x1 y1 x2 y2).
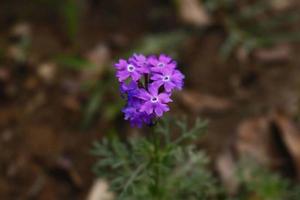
81 85 104 129
56 55 95 70
61 0 80 41
128 31 188 57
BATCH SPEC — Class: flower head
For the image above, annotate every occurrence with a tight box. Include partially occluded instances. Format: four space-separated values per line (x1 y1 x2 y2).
120 80 138 95
151 69 185 92
122 106 154 128
129 54 150 73
148 54 176 73
137 85 172 117
114 59 143 82
114 53 184 127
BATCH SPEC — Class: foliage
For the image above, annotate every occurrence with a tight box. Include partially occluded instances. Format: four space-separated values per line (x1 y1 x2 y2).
127 0 300 61
55 55 96 70
91 117 223 200
127 31 188 58
80 74 122 129
235 158 300 200
60 0 81 42
32 0 81 42
55 54 122 129
92 116 300 199
203 0 300 58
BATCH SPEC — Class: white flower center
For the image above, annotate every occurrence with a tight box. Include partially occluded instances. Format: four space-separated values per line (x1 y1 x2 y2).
157 62 165 68
163 75 170 82
127 64 135 72
151 97 158 103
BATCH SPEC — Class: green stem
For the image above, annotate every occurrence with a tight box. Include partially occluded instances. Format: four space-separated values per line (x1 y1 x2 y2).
151 130 161 199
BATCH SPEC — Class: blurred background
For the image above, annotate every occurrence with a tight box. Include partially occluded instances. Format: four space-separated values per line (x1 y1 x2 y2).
1 0 300 199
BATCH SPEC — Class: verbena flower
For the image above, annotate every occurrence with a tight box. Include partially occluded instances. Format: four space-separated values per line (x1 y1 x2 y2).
120 81 138 96
151 69 184 92
129 53 150 73
122 106 153 128
148 54 176 73
138 85 172 117
114 59 143 81
114 53 184 127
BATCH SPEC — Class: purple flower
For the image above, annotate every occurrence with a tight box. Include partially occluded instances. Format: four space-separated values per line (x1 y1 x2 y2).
129 53 150 73
138 85 172 117
120 81 138 95
151 69 185 92
122 106 153 127
114 59 143 82
113 53 184 127
148 54 176 73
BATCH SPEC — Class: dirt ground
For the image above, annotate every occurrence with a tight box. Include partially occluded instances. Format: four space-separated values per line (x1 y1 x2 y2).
1 0 300 199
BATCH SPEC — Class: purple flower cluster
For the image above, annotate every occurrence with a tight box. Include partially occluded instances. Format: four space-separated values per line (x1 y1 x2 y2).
114 53 184 127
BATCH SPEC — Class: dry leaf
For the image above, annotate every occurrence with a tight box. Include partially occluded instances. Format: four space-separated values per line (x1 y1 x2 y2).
236 116 274 166
235 114 296 172
215 150 239 195
271 0 294 11
178 0 211 26
83 43 111 80
7 45 26 62
236 46 250 63
87 179 114 200
253 44 291 63
273 112 300 179
1 129 14 143
0 68 11 82
55 156 83 189
37 62 57 83
62 95 81 112
7 23 31 62
179 90 232 112
11 22 31 38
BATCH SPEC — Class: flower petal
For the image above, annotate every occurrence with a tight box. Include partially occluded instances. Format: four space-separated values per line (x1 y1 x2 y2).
154 106 163 117
140 102 153 114
158 93 172 103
